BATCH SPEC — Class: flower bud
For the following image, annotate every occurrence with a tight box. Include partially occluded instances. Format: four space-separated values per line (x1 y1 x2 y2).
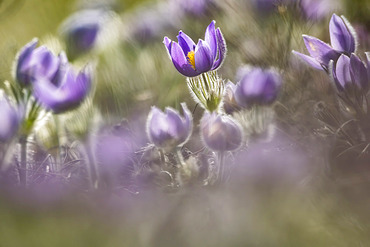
200 112 242 152
146 103 192 150
234 67 282 108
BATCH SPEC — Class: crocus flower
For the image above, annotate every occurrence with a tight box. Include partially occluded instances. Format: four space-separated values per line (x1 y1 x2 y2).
0 94 21 142
331 53 369 93
146 103 192 150
293 14 356 71
32 53 92 114
163 20 226 77
60 9 105 58
234 67 282 108
15 39 60 86
200 112 242 152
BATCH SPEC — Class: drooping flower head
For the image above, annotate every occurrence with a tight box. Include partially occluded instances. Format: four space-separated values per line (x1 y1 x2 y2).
146 103 193 150
163 20 226 77
331 53 370 94
293 14 357 71
234 66 282 108
200 112 242 152
15 39 60 87
0 93 22 142
32 52 92 114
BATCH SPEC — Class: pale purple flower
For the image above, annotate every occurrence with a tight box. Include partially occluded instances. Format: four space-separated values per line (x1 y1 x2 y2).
146 103 192 150
0 95 21 142
16 39 60 86
163 20 226 77
293 14 357 71
299 0 337 21
223 81 241 115
32 53 92 114
331 53 369 93
200 112 242 152
234 67 282 107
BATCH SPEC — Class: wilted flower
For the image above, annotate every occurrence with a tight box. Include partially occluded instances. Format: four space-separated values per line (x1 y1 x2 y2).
234 67 282 108
163 20 226 77
60 9 106 58
293 14 357 71
0 94 21 142
15 39 60 87
331 53 369 94
200 112 242 152
146 103 192 150
32 53 92 114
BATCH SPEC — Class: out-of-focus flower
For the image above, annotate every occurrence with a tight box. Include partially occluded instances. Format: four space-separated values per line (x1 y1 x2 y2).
163 20 226 77
234 67 282 108
0 94 21 142
15 39 60 87
293 14 357 71
331 53 369 93
299 0 337 21
200 112 242 152
60 9 105 59
32 53 92 114
146 103 192 150
222 81 240 115
172 0 215 17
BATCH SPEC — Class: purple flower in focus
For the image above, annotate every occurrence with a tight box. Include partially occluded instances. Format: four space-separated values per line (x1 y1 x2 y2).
293 14 357 71
200 112 242 152
163 20 226 77
146 103 192 150
32 53 92 114
234 67 282 108
0 94 21 142
331 53 370 93
15 39 60 87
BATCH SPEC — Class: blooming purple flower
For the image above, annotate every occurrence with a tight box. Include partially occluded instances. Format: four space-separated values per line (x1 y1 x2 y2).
331 53 369 93
0 94 21 142
32 53 92 114
16 39 60 86
60 9 105 58
163 20 226 77
146 103 192 150
200 112 242 152
293 14 357 71
234 67 282 108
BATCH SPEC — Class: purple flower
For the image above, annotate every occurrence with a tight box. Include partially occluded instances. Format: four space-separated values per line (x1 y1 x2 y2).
15 39 60 87
223 81 241 115
299 0 337 21
163 20 226 77
0 95 21 142
331 53 369 93
200 112 242 152
146 103 192 150
32 53 92 114
293 14 356 71
60 9 105 58
234 67 282 108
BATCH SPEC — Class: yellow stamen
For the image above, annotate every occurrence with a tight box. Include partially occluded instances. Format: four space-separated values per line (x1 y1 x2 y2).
187 51 196 70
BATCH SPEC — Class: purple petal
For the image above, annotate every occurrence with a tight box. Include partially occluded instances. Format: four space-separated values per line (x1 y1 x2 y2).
329 14 355 54
180 102 193 142
292 50 324 70
163 36 172 56
177 31 196 56
211 28 226 70
0 96 20 142
350 53 368 91
165 107 186 139
170 41 198 77
204 20 217 61
194 39 213 73
335 54 351 90
302 35 339 68
16 38 38 86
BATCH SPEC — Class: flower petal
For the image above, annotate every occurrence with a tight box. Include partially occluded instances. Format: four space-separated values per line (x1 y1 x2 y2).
329 14 356 54
194 39 213 73
302 35 339 68
163 36 172 56
205 20 217 61
16 38 38 86
170 41 198 77
292 50 324 70
177 31 196 56
211 28 226 70
350 53 368 91
334 54 351 90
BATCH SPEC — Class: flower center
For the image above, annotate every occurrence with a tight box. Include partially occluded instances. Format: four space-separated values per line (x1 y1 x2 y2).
186 51 196 70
